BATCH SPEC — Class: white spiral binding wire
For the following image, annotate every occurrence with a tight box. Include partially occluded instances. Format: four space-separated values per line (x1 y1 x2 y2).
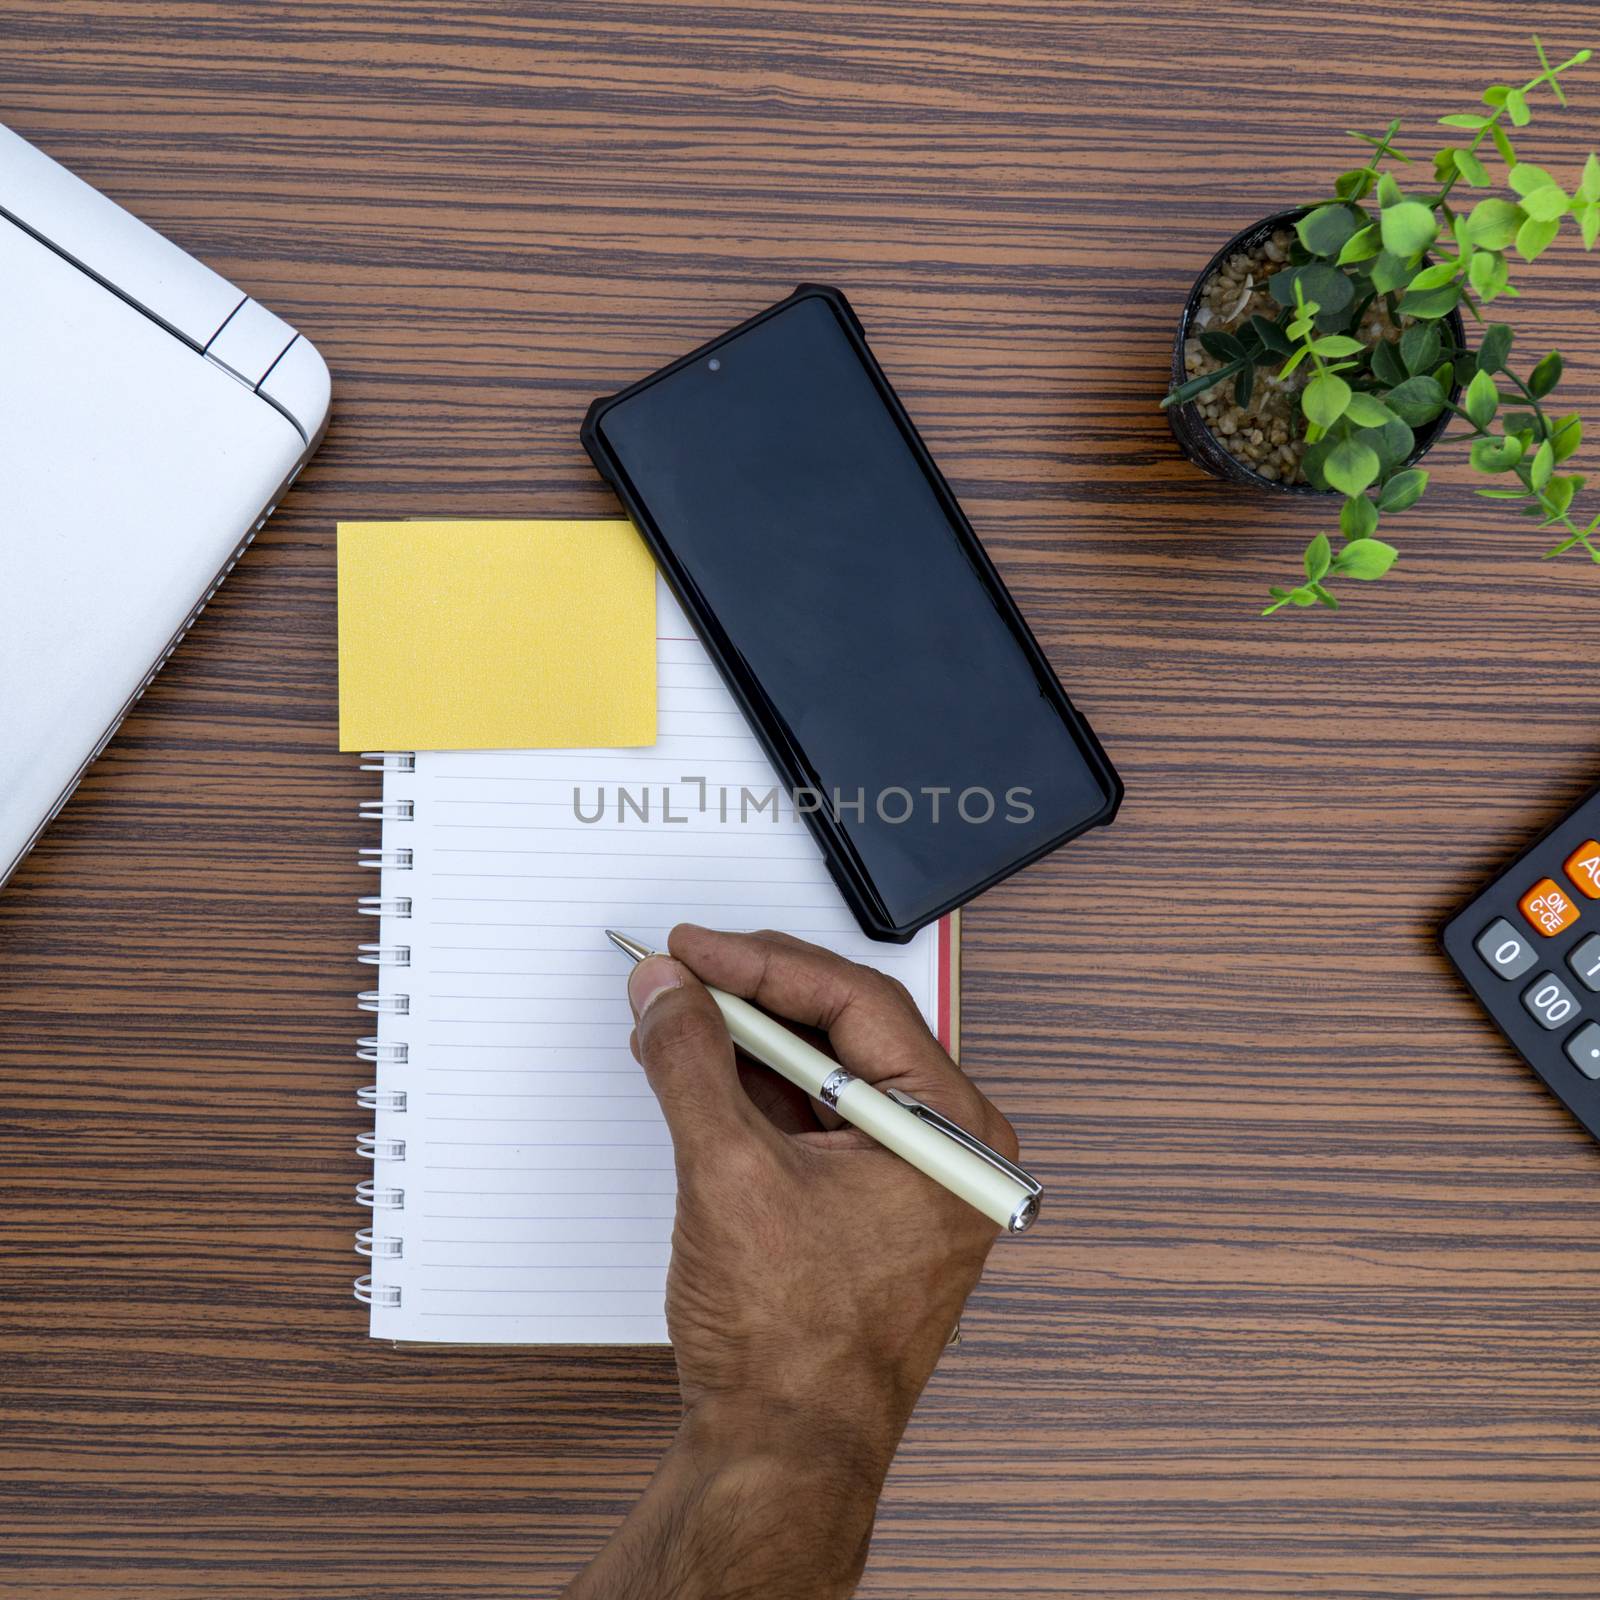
357 990 410 1015
357 896 412 918
358 847 412 870
357 943 411 967
354 753 414 1313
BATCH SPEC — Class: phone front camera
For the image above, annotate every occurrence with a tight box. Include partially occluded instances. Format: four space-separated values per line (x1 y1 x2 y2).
707 358 721 372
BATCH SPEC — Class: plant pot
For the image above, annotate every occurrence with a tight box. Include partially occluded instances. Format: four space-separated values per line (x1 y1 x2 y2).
1166 207 1465 494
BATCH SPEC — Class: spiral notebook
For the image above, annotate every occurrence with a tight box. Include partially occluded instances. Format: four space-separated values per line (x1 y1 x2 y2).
354 577 957 1344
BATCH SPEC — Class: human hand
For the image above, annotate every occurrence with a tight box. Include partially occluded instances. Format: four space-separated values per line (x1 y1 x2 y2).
562 925 1018 1599
632 924 1016 1462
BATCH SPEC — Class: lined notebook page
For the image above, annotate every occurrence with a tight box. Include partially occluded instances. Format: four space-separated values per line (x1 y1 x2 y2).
364 577 947 1344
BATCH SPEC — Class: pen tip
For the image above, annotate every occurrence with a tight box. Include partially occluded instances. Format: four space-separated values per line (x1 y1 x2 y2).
604 929 652 963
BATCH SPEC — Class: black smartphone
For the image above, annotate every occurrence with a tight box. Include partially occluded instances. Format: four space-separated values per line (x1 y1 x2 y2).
582 284 1120 942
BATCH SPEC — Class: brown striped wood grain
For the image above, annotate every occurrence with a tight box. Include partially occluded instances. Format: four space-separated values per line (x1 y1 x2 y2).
3 2 1600 1595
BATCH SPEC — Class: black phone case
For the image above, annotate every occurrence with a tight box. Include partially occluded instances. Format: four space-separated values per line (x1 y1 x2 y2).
581 283 1122 942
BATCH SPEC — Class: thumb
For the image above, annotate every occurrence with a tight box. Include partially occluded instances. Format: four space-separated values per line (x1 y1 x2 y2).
628 956 772 1159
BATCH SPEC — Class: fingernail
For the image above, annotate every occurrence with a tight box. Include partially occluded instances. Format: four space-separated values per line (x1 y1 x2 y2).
628 956 682 1018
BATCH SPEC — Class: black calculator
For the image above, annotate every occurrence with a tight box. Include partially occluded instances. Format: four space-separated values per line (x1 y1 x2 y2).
1442 785 1600 1139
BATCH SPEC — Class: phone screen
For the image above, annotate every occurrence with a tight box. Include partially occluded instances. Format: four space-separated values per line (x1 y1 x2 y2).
591 291 1116 935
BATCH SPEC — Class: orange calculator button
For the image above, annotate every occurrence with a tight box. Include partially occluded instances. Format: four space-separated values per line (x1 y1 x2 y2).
1520 878 1582 936
1565 840 1600 899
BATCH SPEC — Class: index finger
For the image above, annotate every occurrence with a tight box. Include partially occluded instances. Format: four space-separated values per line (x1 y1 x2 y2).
665 923 1000 1135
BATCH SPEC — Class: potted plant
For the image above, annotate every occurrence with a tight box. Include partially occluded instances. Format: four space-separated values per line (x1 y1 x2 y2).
1161 37 1600 614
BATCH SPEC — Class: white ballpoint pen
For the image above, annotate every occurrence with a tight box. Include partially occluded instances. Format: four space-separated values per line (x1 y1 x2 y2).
605 930 1042 1234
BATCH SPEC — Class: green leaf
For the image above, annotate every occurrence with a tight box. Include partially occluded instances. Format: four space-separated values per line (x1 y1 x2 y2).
1250 314 1294 356
1542 474 1578 518
1324 437 1382 496
1234 362 1255 408
1399 324 1441 375
1380 200 1439 257
1378 468 1429 512
1505 88 1531 127
1530 438 1556 490
1384 375 1446 427
1335 168 1374 202
1515 214 1561 261
1552 413 1583 463
1297 204 1362 258
1482 85 1512 108
1535 37 1568 106
1362 417 1417 476
1439 113 1490 130
1400 284 1461 320
1344 392 1396 428
1581 203 1600 250
1311 334 1366 357
1509 163 1557 195
1451 149 1491 187
1376 172 1404 208
1529 350 1564 398
1433 359 1455 394
1332 537 1399 579
1298 263 1355 316
1579 153 1600 202
1303 371 1353 428
1371 339 1407 387
1464 367 1499 427
1304 532 1333 583
1300 437 1334 491
1407 259 1460 292
1478 322 1514 372
1200 330 1246 361
1370 250 1415 294
1468 247 1504 299
1285 305 1318 342
1470 433 1526 472
1340 493 1379 540
1489 123 1517 167
1521 184 1571 223
1464 198 1523 250
1336 223 1381 264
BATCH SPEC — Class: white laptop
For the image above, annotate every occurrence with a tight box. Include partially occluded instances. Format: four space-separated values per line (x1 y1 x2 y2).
0 122 330 887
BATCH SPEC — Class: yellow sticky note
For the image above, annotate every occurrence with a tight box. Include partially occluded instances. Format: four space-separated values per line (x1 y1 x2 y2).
337 519 656 751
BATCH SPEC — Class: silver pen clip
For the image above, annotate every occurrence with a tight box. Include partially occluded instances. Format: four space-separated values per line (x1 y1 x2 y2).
884 1088 1043 1233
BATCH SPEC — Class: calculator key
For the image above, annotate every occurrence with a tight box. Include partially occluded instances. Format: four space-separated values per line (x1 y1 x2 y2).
1520 878 1581 937
1522 973 1582 1030
1565 840 1600 899
1474 919 1538 980
1564 1022 1600 1080
1569 934 1600 992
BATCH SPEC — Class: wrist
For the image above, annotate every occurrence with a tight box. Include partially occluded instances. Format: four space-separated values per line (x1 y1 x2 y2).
658 1396 897 1598
680 1389 903 1491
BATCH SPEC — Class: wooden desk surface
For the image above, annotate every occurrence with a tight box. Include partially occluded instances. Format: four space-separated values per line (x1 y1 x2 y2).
4 4 1599 1595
